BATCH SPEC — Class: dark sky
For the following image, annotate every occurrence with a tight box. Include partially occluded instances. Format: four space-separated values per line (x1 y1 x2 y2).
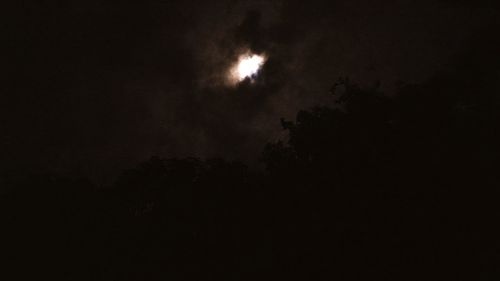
3 0 499 182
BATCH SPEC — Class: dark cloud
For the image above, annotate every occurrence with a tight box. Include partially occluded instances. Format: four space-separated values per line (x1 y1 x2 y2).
2 0 498 182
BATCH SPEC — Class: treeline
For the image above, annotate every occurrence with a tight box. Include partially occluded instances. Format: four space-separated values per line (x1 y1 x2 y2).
2 46 500 280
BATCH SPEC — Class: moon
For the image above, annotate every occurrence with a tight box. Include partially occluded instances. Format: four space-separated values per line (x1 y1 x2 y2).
229 52 266 84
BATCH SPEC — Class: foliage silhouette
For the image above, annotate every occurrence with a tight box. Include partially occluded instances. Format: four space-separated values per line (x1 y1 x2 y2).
2 38 500 280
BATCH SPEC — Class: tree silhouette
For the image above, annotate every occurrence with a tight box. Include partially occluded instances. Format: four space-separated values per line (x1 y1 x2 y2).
2 37 500 280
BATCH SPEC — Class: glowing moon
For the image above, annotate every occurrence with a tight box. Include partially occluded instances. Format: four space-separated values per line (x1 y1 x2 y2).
229 53 266 84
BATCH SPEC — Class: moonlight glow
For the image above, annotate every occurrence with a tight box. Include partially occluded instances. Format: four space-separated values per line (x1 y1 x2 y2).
229 53 266 84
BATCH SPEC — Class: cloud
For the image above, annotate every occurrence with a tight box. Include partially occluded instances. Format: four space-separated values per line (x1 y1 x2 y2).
3 0 498 181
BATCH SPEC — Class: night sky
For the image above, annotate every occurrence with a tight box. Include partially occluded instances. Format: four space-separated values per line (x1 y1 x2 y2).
3 2 500 280
3 0 499 181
